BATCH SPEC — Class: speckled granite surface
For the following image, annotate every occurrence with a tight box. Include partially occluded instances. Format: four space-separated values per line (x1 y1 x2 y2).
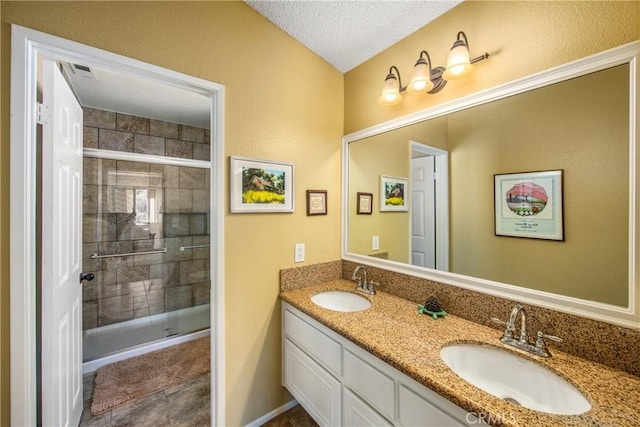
342 260 640 378
280 280 640 427
280 260 342 292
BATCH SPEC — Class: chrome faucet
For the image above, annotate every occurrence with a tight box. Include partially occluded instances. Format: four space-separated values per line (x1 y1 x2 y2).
507 304 528 343
492 304 563 358
351 265 379 295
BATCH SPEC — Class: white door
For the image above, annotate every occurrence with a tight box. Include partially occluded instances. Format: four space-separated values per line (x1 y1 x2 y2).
41 59 84 427
411 156 436 268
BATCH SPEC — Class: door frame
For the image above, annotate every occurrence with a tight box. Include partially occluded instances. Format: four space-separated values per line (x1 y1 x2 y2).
410 141 449 271
9 25 226 426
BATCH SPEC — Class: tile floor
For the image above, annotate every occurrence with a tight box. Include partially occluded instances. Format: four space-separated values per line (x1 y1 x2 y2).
80 372 210 426
81 370 315 427
263 404 318 427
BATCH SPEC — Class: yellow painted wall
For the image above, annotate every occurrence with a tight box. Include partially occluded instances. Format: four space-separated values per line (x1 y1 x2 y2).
348 134 410 262
0 2 343 425
348 117 448 261
447 65 629 305
345 1 640 133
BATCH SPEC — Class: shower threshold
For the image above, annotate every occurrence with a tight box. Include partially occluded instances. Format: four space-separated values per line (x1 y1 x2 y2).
83 304 210 373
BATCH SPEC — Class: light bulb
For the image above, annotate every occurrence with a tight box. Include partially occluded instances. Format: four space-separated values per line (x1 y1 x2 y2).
443 38 474 80
378 72 403 105
408 58 434 94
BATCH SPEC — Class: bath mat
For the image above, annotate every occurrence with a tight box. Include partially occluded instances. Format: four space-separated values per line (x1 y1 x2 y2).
90 336 210 415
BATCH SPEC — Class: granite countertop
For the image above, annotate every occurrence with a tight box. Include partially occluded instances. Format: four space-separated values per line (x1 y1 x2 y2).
280 280 640 426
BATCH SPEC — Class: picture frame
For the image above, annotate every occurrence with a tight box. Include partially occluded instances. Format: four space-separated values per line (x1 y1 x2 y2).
230 156 294 213
306 190 327 216
380 175 408 212
494 170 564 240
356 192 373 215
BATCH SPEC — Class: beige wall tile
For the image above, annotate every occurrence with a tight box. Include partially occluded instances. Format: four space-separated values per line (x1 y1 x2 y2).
179 167 207 190
166 139 192 159
98 129 134 152
150 119 180 139
180 124 205 143
83 126 98 148
134 134 165 156
117 113 150 134
84 107 115 129
165 285 193 311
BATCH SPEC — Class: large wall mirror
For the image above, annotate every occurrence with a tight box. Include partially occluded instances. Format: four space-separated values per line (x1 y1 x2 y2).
342 42 640 328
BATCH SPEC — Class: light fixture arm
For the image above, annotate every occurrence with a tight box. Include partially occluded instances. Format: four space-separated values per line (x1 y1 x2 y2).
418 50 433 73
456 31 469 49
388 65 406 92
471 52 490 64
456 31 490 65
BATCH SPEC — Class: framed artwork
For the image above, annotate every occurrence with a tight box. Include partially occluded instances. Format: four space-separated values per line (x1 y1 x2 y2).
494 170 564 240
380 175 408 212
230 156 294 213
306 190 327 215
357 192 373 214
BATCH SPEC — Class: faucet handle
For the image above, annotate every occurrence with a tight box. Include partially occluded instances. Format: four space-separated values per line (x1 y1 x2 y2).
491 317 515 340
364 280 379 295
536 331 563 343
535 331 563 355
491 317 507 326
491 317 512 332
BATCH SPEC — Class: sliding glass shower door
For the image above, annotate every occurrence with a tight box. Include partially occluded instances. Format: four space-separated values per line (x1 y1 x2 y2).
82 157 210 361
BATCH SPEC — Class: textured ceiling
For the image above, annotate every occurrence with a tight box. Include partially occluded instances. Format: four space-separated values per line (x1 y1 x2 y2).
245 0 463 73
65 2 462 127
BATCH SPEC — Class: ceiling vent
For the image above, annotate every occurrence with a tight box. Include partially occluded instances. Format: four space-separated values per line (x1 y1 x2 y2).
66 62 97 80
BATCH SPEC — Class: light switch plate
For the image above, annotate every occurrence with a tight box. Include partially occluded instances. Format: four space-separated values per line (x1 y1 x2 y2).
372 235 380 251
294 243 305 262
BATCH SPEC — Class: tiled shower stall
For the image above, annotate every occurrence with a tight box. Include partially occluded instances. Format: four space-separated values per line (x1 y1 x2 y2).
81 108 211 363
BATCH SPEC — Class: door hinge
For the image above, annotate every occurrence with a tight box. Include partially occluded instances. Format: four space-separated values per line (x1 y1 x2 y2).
36 103 51 125
432 172 438 181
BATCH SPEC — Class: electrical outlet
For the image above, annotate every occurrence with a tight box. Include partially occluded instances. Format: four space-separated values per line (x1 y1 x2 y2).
294 243 305 263
372 235 380 250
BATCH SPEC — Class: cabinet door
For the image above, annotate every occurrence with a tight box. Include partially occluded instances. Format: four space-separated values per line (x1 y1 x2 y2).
398 384 467 426
343 349 395 420
284 308 342 376
343 388 393 427
284 339 341 427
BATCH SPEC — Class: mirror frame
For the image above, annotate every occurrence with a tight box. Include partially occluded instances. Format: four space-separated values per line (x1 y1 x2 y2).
342 41 640 329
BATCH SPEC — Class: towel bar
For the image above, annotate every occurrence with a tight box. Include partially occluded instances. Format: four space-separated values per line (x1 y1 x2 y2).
90 248 167 259
179 244 211 252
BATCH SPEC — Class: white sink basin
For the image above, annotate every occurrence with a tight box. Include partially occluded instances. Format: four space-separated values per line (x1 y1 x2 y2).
311 291 371 312
440 343 591 415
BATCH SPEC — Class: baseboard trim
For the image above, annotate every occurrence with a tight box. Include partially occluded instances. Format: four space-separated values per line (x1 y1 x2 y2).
245 399 299 427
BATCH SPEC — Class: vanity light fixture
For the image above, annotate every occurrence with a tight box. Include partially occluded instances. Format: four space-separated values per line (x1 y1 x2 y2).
378 31 489 105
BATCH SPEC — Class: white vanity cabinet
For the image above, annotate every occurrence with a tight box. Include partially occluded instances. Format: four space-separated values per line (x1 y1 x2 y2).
282 303 475 426
284 339 342 426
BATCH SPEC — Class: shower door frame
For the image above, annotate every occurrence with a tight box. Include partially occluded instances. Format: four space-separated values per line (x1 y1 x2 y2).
9 25 226 426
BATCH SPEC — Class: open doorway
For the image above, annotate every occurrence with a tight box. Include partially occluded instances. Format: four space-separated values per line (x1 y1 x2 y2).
10 25 225 426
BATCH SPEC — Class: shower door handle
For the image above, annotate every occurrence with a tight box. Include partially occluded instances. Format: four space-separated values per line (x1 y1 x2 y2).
79 272 95 283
